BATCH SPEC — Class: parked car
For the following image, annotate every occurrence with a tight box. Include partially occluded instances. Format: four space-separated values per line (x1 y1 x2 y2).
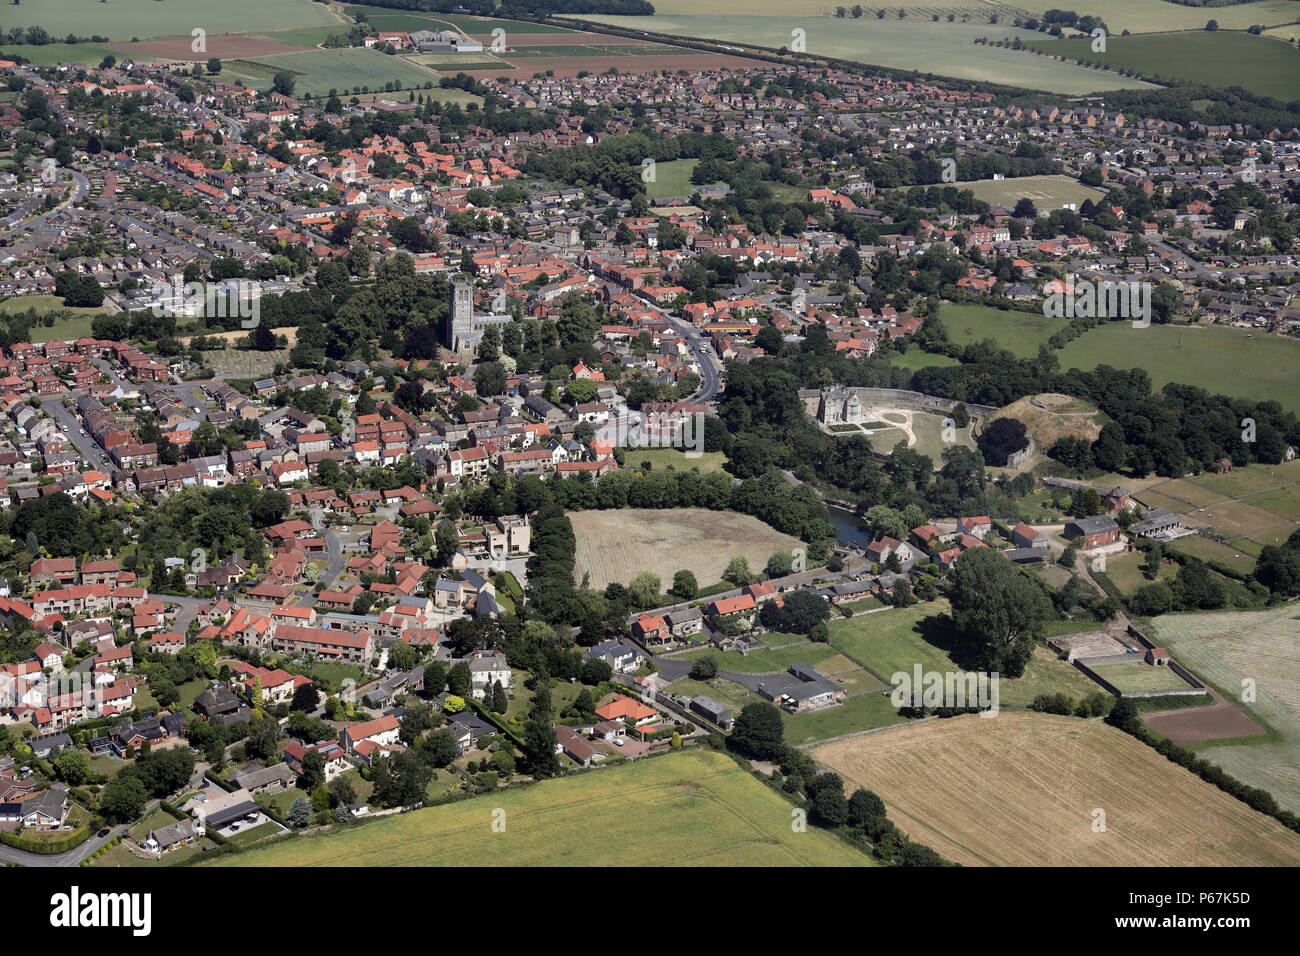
613 738 625 747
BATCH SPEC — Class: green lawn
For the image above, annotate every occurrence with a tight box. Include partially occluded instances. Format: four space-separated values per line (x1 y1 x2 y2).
891 350 960 372
1089 661 1197 693
937 302 1070 359
210 748 872 866
646 158 708 200
1057 324 1300 415
784 691 909 745
954 174 1106 211
673 639 839 674
628 447 729 473
828 601 1099 710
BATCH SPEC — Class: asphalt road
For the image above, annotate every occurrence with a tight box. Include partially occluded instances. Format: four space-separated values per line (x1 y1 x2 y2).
41 396 112 471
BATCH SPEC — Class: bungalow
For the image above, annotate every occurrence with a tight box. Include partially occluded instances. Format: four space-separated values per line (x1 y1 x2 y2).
595 694 658 727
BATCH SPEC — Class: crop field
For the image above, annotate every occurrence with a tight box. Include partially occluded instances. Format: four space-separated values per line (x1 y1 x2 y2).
815 712 1300 866
1056 324 1300 415
0 0 336 40
955 174 1106 210
1015 0 1300 35
1021 31 1300 101
0 43 127 67
211 749 871 866
937 302 1069 358
569 507 802 590
1149 606 1300 814
569 16 1156 93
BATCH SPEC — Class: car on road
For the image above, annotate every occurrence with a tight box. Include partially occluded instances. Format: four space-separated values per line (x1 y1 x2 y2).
97 828 111 838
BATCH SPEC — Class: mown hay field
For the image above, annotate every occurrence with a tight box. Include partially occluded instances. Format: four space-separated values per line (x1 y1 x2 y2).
1150 607 1300 814
816 712 1300 866
569 507 801 590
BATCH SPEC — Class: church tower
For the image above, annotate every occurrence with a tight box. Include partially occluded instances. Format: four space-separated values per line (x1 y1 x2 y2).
447 277 474 350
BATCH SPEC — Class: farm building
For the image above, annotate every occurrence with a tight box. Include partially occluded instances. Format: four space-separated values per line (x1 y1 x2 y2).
1064 515 1121 549
688 695 734 730
1129 509 1182 538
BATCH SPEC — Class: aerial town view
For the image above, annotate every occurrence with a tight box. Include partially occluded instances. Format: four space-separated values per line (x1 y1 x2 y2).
0 0 1296 924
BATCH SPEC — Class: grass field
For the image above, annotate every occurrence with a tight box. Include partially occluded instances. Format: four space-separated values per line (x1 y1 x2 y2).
0 0 337 40
675 639 842 674
570 16 1155 93
955 174 1106 210
221 48 438 98
1021 31 1300 101
1090 660 1197 693
1150 606 1300 814
817 712 1300 866
890 349 960 372
210 748 871 866
645 158 701 200
1100 551 1177 595
1057 324 1300 415
937 302 1069 358
569 507 802 590
827 601 1100 710
627 447 729 473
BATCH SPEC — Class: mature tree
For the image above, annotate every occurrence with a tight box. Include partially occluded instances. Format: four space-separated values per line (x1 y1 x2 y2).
847 787 887 828
945 548 1050 677
628 571 661 608
729 702 786 760
52 749 89 785
723 556 753 586
288 795 313 827
689 657 718 680
521 666 561 778
779 589 831 634
671 569 698 599
300 751 326 792
291 682 320 713
99 776 148 822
